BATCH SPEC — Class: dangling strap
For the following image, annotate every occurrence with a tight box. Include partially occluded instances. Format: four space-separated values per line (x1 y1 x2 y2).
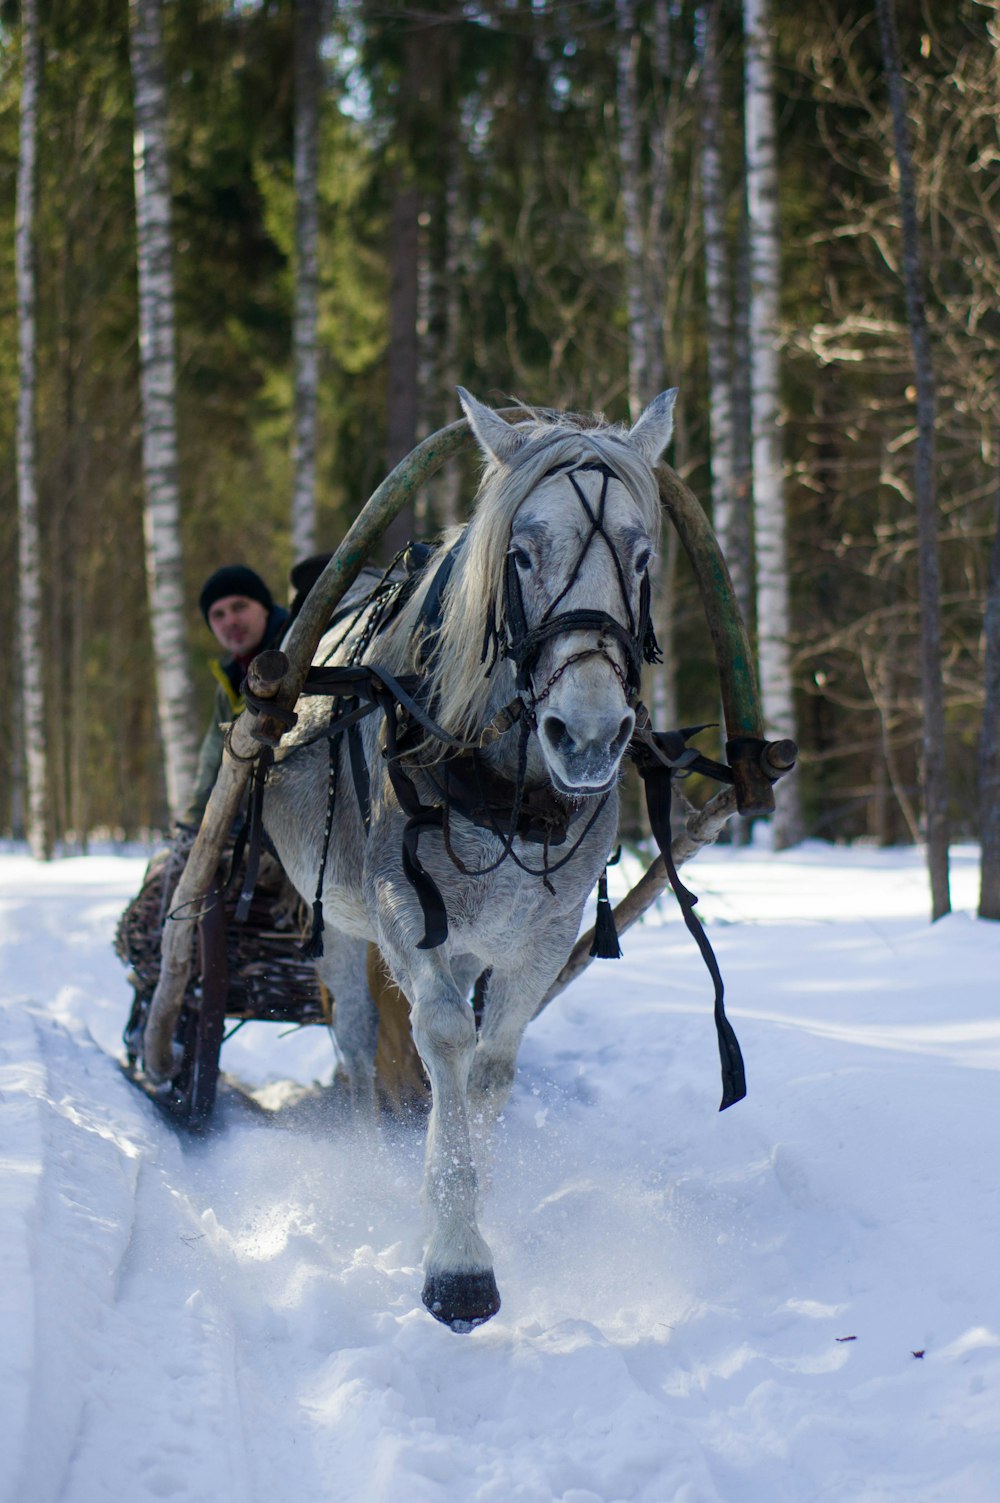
232 678 298 922
300 705 344 959
346 715 371 832
234 747 273 923
376 685 450 948
637 758 747 1112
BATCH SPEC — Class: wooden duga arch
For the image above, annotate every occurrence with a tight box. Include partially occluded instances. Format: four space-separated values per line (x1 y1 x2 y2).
140 408 778 1084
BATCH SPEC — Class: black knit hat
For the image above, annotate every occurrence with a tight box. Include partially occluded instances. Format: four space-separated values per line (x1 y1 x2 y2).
199 565 273 623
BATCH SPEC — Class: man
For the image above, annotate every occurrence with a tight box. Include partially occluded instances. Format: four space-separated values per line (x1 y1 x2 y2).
182 565 289 827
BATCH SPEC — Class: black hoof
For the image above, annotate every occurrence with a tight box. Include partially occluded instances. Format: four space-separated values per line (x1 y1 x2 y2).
422 1270 501 1332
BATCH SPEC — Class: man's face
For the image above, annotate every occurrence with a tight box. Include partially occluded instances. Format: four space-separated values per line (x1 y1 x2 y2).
206 595 269 657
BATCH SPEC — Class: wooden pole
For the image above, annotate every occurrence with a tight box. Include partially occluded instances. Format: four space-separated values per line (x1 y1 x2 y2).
536 739 796 1015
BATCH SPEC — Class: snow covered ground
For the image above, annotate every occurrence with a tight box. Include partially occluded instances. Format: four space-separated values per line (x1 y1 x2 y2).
0 840 997 1503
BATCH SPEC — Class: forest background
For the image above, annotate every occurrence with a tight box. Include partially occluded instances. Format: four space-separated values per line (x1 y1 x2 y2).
1 0 998 906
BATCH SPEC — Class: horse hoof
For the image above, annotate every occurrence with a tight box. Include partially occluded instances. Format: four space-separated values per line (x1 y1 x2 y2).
422 1271 501 1332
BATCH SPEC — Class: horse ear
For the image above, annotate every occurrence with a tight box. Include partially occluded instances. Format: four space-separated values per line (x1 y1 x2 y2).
458 388 527 465
628 388 678 467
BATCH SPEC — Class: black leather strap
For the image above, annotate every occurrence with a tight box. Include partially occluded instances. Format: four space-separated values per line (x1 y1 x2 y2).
633 747 747 1112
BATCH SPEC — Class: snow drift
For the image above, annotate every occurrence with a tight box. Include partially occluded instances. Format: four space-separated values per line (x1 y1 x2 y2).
0 842 997 1503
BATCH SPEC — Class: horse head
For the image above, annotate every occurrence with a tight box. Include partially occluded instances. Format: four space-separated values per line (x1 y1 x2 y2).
457 389 677 795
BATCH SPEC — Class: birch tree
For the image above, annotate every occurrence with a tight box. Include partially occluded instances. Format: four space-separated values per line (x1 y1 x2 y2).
615 0 676 729
698 0 751 625
15 0 51 860
980 471 1000 919
874 0 950 919
743 0 803 845
129 0 198 822
731 203 755 620
437 155 464 530
377 14 426 560
615 0 655 421
699 0 752 823
291 0 324 563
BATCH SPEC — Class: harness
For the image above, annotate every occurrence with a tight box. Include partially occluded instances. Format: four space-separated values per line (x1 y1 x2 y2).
238 462 749 1110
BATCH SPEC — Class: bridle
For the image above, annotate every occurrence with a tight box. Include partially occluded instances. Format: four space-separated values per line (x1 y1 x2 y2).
486 460 661 721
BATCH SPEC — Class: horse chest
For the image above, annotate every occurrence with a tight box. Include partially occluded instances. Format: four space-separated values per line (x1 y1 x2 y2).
421 806 613 941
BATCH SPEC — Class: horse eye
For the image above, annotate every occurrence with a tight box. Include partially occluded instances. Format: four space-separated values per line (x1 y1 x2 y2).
510 546 532 571
635 549 652 575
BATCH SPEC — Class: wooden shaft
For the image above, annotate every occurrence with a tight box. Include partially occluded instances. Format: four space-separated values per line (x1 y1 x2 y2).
536 740 797 1016
141 659 291 1080
536 785 736 1015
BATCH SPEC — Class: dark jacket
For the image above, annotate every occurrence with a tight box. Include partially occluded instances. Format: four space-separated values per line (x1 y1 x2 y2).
182 604 290 826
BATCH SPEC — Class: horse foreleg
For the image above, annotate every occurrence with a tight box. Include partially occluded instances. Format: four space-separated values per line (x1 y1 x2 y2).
397 950 501 1331
313 934 378 1121
467 932 578 1127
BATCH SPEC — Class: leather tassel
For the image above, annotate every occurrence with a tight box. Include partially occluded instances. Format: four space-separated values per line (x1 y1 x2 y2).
590 869 622 959
300 898 325 960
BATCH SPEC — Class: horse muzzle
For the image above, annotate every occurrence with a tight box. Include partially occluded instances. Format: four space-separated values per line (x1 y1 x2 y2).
538 704 635 794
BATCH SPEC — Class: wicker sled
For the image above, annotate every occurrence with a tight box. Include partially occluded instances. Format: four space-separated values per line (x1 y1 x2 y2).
116 839 429 1128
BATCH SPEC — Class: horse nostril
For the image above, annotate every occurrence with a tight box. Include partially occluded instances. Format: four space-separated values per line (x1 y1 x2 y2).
612 712 635 757
541 714 573 756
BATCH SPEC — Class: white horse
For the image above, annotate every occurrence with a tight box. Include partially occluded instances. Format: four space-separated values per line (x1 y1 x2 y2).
262 388 677 1330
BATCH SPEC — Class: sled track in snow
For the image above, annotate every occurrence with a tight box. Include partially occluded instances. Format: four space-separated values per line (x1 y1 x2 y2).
3 1006 261 1503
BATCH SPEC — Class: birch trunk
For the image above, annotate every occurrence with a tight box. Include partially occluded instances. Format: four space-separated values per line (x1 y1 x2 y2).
438 156 464 529
130 0 198 822
415 180 454 533
615 0 650 421
743 0 803 846
979 479 1000 918
730 197 755 626
616 0 674 732
291 0 324 562
979 11 1000 917
15 0 51 860
380 177 421 559
646 0 670 400
873 0 950 918
698 0 738 595
701 0 751 786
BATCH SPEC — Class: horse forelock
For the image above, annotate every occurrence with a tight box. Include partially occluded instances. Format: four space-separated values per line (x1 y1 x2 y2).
377 415 663 747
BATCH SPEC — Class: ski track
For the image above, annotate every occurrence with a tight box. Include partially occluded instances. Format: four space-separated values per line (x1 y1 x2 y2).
0 847 998 1502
